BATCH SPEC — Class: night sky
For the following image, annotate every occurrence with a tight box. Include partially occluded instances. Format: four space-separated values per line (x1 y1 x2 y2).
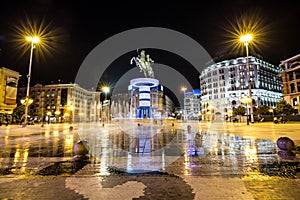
0 0 299 89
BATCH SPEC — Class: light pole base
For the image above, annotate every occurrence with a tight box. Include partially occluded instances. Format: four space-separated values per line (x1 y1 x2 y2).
247 115 250 125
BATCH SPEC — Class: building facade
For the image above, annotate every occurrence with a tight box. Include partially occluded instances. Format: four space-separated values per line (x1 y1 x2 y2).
164 93 175 118
279 54 300 114
0 67 20 118
18 83 101 123
200 56 283 121
183 90 201 120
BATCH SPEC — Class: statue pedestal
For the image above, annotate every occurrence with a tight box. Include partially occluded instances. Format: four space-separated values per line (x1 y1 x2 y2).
129 78 159 119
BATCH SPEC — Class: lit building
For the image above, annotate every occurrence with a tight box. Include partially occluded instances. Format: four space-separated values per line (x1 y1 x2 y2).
279 53 300 114
0 67 20 118
200 56 283 121
164 93 176 118
18 83 101 123
183 90 201 120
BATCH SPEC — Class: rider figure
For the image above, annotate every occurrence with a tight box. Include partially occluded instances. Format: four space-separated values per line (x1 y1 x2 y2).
131 50 155 78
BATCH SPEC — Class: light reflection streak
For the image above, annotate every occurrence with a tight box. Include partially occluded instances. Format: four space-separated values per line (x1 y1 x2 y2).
127 152 132 172
65 135 73 147
53 130 59 137
184 148 189 175
244 145 258 163
161 149 165 170
99 130 110 175
13 149 20 168
21 148 29 173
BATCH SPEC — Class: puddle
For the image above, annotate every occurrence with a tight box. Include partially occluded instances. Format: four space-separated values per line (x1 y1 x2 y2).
1 126 300 178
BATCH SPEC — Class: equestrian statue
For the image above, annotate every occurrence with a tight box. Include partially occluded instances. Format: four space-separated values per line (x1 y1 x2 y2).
130 50 155 78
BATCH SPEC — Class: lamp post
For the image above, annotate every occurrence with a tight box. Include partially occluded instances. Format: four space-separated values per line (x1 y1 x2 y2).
21 97 33 125
240 94 252 125
97 99 102 122
240 33 254 124
46 111 52 124
23 36 40 127
102 86 110 123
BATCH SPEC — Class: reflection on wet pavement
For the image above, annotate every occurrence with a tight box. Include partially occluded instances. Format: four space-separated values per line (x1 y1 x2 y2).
0 126 76 175
0 123 299 178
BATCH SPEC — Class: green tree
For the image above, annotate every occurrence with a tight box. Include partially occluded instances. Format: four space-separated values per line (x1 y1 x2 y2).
257 105 271 115
13 105 25 118
233 106 246 116
232 106 246 122
275 99 294 118
12 105 25 123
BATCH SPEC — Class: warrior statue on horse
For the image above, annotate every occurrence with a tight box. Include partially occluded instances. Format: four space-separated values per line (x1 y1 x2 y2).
130 50 155 78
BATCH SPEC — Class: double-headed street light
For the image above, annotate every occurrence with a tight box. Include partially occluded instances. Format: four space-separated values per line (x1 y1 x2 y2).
240 33 254 124
102 86 110 97
23 36 40 127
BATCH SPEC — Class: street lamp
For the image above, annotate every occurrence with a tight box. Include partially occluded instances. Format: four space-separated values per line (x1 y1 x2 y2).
102 86 110 123
240 33 254 124
23 36 40 127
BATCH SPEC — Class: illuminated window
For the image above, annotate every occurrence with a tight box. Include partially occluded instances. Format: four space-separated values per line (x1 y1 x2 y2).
293 98 298 106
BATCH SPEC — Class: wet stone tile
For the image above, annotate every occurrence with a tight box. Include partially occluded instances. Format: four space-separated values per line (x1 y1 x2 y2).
97 167 195 200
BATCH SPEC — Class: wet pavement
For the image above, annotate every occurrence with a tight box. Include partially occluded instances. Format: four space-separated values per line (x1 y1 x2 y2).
0 121 300 199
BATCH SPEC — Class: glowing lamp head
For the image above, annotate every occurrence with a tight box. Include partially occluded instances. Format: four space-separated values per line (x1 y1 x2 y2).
240 34 253 43
26 36 40 44
102 86 110 94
